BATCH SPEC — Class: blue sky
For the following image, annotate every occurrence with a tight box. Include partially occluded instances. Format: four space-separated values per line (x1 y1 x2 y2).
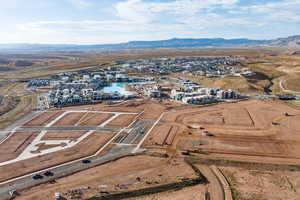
0 0 300 44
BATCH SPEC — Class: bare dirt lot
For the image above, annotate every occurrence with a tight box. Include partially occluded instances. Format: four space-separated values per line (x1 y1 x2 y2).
106 114 137 127
14 156 198 200
164 99 299 132
41 131 86 140
53 112 86 126
24 111 63 126
145 99 300 164
221 165 300 200
0 132 37 162
0 131 114 182
146 124 180 146
77 113 113 126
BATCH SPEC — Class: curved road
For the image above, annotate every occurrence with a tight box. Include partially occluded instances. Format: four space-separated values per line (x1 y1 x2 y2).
279 79 300 94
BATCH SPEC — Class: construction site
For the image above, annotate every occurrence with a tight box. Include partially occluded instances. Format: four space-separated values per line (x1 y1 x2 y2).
1 98 300 200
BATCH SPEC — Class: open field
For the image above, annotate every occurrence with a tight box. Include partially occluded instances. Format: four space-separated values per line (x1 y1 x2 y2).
284 74 300 92
0 96 20 116
221 165 300 200
0 94 37 129
0 81 37 129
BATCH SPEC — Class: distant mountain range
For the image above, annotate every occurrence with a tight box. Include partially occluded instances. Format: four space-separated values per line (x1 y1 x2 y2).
270 35 300 49
0 35 299 51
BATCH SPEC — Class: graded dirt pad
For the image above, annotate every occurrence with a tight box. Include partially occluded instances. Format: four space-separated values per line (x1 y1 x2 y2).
23 111 63 126
165 100 300 133
53 112 86 126
177 137 290 157
177 106 255 128
0 131 114 182
77 101 144 113
106 114 137 127
159 99 300 162
139 101 167 120
96 105 142 114
146 124 179 146
147 125 171 146
15 156 197 200
0 132 37 162
77 113 113 126
223 107 254 127
41 131 86 140
181 110 225 125
220 166 300 200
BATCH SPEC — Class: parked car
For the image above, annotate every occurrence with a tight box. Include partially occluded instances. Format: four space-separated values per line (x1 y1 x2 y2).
82 159 91 164
32 174 43 180
44 171 54 177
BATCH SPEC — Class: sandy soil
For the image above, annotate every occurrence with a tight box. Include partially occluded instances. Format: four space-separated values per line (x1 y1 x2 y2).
106 114 137 127
0 131 114 182
53 112 86 126
0 132 37 162
196 164 224 200
15 156 197 200
146 125 179 146
77 113 113 126
23 111 63 126
221 165 300 200
161 100 300 159
41 131 86 140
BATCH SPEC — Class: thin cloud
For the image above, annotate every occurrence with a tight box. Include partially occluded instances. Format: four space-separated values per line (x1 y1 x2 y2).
67 0 92 8
5 0 300 43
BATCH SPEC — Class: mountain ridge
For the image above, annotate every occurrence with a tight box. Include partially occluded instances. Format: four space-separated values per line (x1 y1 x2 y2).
0 35 299 51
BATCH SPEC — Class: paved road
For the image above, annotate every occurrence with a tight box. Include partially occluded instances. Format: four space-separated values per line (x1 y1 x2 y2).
0 111 42 142
0 145 136 200
121 120 151 144
15 126 122 132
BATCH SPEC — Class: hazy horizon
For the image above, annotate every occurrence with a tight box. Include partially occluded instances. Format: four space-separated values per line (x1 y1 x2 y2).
1 0 300 44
